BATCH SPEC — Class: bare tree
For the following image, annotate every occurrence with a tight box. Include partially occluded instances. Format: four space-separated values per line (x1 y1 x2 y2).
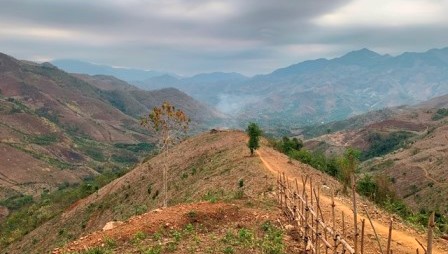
141 101 189 207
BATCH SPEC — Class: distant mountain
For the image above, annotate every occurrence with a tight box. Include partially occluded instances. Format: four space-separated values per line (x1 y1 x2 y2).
51 59 167 83
0 52 225 200
52 48 448 131
238 47 448 127
135 47 448 131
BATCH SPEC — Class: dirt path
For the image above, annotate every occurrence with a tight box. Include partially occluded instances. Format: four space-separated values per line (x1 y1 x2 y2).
257 147 446 254
421 164 441 185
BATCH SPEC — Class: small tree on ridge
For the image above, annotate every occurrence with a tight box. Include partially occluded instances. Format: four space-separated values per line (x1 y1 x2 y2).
246 122 262 156
140 101 189 207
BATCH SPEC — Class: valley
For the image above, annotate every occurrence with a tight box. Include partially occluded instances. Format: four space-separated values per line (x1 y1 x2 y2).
2 1 448 253
1 49 448 253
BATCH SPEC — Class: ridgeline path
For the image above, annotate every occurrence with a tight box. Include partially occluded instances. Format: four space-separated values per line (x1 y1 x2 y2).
257 147 446 254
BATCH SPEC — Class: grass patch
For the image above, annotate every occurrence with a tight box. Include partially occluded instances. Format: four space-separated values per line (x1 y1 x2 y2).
28 133 59 145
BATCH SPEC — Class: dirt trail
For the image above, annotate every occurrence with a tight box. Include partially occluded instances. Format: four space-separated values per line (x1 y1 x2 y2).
421 165 441 185
257 147 446 254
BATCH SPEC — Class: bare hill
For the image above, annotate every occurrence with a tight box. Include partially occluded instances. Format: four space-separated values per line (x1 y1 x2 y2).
304 94 448 216
4 131 275 253
0 52 224 203
5 131 447 253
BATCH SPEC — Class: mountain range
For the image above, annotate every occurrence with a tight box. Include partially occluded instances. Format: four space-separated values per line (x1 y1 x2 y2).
54 47 448 130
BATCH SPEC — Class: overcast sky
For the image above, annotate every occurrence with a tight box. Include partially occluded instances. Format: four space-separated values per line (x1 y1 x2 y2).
1 0 448 76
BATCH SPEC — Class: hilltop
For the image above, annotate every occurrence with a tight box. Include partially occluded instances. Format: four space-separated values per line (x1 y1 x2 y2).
4 131 447 253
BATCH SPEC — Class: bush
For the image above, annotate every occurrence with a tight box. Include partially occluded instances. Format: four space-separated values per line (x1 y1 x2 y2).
361 131 414 160
274 137 303 154
432 108 448 120
29 134 59 145
0 195 33 210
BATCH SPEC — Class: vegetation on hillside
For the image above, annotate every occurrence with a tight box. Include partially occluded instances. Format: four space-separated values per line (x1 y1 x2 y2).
270 136 448 233
0 169 127 248
361 131 415 160
432 108 448 120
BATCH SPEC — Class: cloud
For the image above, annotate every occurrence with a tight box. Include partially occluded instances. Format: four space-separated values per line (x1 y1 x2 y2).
0 0 447 75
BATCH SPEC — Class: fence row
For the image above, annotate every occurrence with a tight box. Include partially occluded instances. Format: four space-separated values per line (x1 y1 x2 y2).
276 172 435 254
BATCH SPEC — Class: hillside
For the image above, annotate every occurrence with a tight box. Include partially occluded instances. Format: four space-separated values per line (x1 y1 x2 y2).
0 53 150 201
74 74 228 127
3 131 276 253
0 52 223 212
4 131 447 253
303 94 448 216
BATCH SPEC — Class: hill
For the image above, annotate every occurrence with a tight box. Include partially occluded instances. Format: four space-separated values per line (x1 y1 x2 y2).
3 131 275 253
5 131 447 253
74 74 228 127
302 94 448 216
0 52 224 211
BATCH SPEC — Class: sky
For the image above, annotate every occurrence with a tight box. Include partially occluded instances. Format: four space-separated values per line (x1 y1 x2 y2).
1 0 448 76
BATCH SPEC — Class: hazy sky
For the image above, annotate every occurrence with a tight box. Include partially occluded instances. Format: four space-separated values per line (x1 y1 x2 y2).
1 0 448 75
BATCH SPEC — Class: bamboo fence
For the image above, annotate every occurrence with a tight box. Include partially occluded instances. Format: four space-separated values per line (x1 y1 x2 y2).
276 172 435 254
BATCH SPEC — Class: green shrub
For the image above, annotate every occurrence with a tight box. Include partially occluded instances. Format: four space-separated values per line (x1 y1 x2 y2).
113 143 154 153
0 195 33 210
29 134 59 145
111 154 138 164
361 131 414 160
432 108 448 120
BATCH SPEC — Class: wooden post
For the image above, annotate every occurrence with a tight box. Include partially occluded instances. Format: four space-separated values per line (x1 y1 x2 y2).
351 174 358 254
361 219 365 254
305 193 310 247
302 175 308 196
310 178 314 243
277 174 281 204
363 206 384 254
386 218 393 254
427 212 435 254
342 211 346 253
331 191 336 230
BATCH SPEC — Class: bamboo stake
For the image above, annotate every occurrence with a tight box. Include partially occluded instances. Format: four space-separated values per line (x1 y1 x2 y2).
363 206 384 254
351 174 358 254
331 191 336 226
305 193 310 242
386 218 393 254
415 238 427 254
342 211 346 253
302 175 308 196
361 219 365 254
331 191 337 254
427 212 435 254
310 177 315 243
